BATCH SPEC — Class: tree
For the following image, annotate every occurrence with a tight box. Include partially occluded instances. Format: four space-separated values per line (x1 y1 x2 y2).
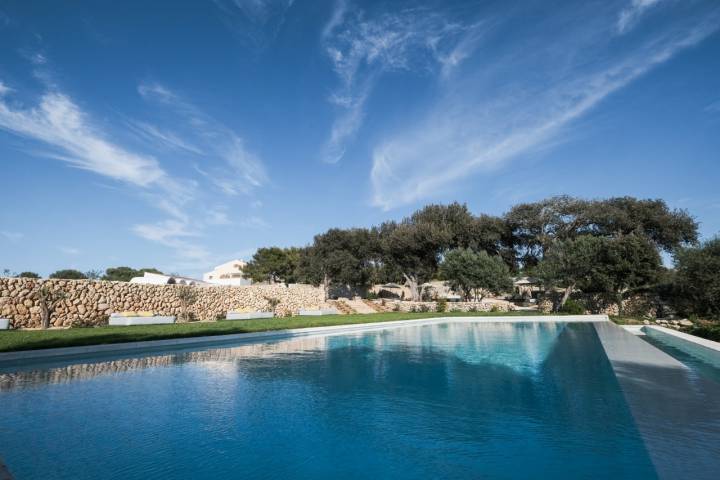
296 228 378 297
84 269 103 280
49 269 87 280
102 267 163 282
33 283 67 329
243 247 298 284
596 235 663 313
672 238 720 319
380 221 447 301
535 236 607 310
175 286 198 322
16 271 41 279
439 249 513 301
505 196 698 268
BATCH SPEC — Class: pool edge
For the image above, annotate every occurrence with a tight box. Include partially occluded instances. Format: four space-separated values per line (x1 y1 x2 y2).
0 314 609 364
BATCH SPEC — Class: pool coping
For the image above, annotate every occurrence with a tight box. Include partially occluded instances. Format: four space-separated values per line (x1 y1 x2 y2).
0 314 609 364
643 325 720 352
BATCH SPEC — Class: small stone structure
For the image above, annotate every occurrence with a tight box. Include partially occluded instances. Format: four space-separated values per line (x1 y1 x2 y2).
0 277 326 329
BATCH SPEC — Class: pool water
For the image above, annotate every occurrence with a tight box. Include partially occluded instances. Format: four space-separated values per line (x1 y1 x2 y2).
0 322 689 478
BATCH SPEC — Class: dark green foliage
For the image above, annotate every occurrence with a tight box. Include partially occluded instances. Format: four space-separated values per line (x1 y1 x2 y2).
672 238 720 319
436 298 447 312
685 324 720 342
49 269 87 280
16 271 40 279
506 195 697 267
439 248 513 301
296 229 377 293
102 267 163 282
559 299 586 315
243 247 299 284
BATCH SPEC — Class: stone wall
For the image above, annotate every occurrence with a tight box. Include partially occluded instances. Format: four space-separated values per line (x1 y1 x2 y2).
372 299 515 313
0 277 326 329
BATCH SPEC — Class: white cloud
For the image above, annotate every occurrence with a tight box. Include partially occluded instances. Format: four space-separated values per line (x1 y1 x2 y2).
138 81 267 195
321 6 474 163
59 246 80 256
128 120 203 155
0 90 167 187
237 216 270 229
370 4 720 209
0 231 23 242
617 0 664 34
705 99 720 114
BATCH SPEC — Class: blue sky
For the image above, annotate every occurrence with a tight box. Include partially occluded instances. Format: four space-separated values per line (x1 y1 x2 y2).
1 0 719 277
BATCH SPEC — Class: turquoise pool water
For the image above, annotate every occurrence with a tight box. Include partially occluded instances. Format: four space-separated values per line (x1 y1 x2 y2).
0 322 699 478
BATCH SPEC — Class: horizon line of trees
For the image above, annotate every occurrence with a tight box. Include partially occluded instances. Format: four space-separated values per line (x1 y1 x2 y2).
242 195 718 319
1 266 164 282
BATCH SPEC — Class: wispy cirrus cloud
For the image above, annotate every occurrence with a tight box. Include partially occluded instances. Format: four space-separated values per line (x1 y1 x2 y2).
59 246 81 256
0 231 23 242
617 0 665 34
138 81 267 196
0 89 168 187
320 2 476 163
369 1 720 209
212 0 296 49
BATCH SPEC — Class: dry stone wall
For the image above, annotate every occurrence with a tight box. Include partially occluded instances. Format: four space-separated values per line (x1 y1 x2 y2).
372 299 515 313
0 277 326 329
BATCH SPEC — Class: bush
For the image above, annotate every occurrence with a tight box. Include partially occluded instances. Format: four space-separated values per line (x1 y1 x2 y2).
49 269 87 280
468 305 478 312
560 299 586 315
392 303 401 312
490 304 500 313
366 291 378 300
419 304 430 313
685 324 720 342
436 298 447 313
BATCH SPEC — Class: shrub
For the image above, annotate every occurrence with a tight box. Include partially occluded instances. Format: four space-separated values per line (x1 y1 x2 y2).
490 304 500 313
49 269 87 280
560 299 586 315
468 305 478 313
392 302 401 312
436 298 447 313
419 304 430 313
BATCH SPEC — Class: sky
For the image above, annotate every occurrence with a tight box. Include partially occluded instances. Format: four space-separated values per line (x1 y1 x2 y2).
1 0 719 277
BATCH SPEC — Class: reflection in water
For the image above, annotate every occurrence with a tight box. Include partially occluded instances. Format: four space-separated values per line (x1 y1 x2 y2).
0 323 563 391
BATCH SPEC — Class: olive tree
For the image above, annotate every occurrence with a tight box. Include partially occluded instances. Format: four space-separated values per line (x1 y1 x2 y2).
439 248 513 301
672 237 720 319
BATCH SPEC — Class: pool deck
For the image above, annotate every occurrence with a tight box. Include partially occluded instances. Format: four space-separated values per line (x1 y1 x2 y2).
0 315 609 365
595 322 720 480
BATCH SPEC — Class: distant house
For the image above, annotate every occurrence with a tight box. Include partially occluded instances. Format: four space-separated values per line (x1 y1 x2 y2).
129 272 207 286
203 259 252 286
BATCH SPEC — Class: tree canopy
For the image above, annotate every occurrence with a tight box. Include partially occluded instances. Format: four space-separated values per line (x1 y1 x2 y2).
439 249 513 301
102 267 163 282
243 247 299 284
49 269 87 280
672 238 720 319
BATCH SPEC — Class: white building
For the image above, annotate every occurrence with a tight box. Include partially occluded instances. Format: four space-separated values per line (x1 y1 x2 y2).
129 272 207 286
203 259 252 286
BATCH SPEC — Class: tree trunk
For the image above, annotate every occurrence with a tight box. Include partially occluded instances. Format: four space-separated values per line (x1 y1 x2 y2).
323 273 330 301
39 301 49 329
403 273 420 302
558 282 575 311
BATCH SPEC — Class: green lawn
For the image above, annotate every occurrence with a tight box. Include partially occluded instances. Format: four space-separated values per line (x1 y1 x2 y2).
0 311 542 353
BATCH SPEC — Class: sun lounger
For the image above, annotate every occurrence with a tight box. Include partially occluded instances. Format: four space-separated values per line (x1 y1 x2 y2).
108 313 176 326
298 308 339 316
225 311 274 320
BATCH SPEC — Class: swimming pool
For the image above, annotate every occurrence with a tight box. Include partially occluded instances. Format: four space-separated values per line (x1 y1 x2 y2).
1 320 718 479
